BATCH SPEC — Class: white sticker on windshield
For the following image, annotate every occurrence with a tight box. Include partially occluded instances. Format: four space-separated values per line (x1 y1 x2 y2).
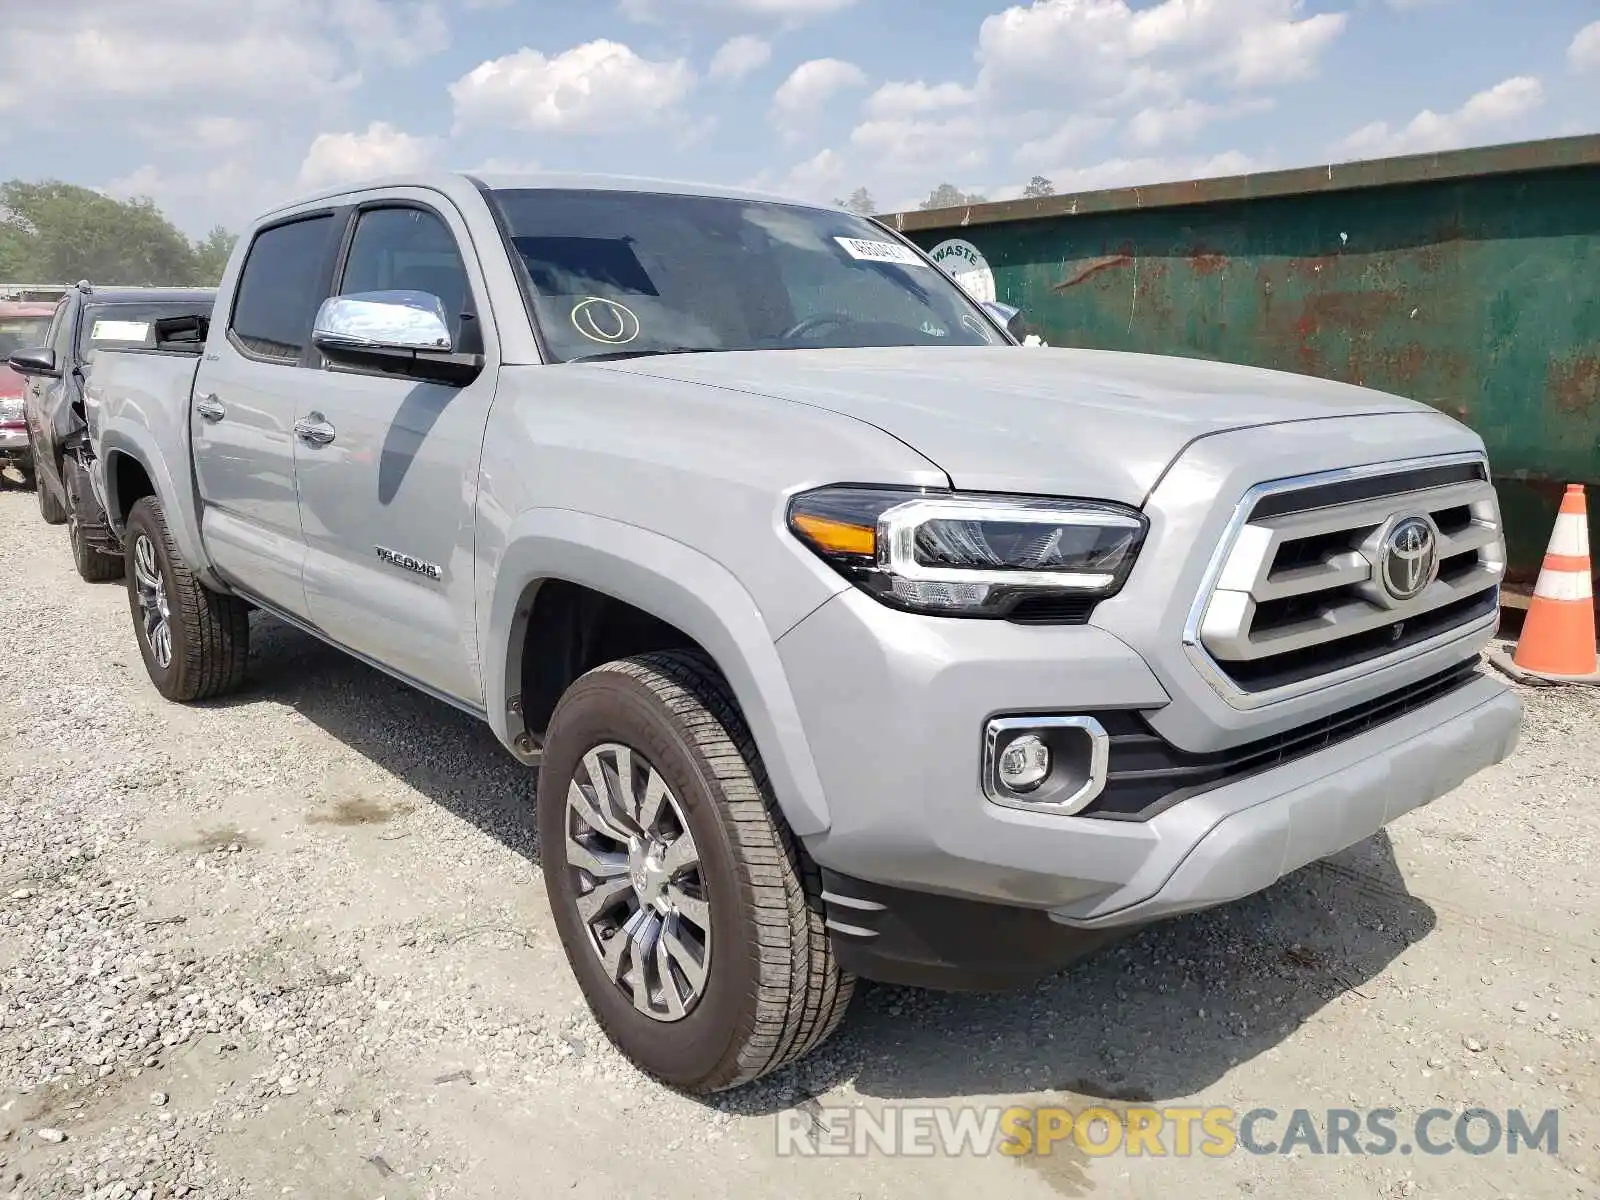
834 237 928 267
91 320 151 342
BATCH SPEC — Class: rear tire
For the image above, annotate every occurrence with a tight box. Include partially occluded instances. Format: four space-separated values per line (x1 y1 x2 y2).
124 495 250 701
65 458 122 582
538 650 853 1093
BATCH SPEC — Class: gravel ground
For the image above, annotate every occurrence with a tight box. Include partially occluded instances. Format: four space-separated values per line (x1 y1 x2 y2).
1 481 1597 1199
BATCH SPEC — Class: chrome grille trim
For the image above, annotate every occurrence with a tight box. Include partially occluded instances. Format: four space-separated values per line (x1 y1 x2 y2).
1183 452 1504 710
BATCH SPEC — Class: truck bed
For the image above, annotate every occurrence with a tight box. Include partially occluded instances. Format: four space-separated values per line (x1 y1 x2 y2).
84 348 207 573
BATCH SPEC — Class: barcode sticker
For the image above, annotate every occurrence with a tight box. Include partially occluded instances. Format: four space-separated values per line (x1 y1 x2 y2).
834 237 928 267
91 320 151 342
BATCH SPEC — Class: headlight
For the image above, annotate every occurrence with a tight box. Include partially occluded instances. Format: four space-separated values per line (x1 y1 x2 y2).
787 485 1146 618
0 397 23 423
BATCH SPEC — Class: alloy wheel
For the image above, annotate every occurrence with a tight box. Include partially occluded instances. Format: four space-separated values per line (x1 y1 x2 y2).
132 534 173 669
564 742 711 1022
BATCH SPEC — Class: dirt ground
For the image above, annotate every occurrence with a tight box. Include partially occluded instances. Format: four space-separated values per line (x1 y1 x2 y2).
0 482 1596 1199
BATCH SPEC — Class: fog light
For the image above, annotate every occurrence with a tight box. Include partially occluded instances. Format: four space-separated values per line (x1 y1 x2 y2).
982 715 1109 815
998 734 1051 792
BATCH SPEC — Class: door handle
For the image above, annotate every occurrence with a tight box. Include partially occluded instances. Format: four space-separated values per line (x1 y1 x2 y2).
294 414 336 445
195 394 225 422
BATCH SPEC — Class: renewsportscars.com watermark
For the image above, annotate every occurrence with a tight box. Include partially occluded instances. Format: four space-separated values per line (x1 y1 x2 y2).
775 1104 1561 1159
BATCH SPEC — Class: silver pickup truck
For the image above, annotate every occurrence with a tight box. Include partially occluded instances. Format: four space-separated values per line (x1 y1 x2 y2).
85 173 1522 1092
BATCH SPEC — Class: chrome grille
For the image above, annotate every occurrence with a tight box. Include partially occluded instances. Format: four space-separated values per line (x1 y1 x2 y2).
1186 455 1504 705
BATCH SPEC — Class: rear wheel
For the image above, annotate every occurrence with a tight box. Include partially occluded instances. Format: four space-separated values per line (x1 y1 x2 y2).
538 651 852 1093
124 496 250 701
65 458 122 582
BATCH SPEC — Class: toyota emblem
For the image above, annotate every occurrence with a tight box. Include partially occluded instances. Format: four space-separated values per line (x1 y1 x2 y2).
1378 516 1438 601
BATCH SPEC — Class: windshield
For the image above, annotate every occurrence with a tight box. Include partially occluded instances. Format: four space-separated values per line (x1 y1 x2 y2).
0 315 52 359
78 302 211 359
488 189 1002 363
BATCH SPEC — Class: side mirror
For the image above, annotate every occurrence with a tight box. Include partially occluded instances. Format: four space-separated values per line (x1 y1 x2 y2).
7 347 59 378
314 290 453 353
312 290 481 387
980 301 1029 344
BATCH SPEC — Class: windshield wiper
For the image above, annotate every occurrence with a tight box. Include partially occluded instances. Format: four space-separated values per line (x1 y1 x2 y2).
567 347 724 363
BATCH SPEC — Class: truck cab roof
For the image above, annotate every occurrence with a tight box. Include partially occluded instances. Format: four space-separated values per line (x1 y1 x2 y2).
257 171 845 226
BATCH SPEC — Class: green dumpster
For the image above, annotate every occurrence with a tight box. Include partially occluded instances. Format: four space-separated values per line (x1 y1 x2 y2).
883 134 1600 588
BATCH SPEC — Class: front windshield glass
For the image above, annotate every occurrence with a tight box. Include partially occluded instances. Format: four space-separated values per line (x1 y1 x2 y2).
78 302 210 359
488 188 1001 363
0 315 52 359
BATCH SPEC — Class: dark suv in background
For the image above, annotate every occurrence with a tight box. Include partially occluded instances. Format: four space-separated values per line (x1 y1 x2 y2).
7 283 215 580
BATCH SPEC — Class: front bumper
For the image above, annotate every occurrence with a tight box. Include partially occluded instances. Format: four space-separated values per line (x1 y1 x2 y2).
780 587 1521 931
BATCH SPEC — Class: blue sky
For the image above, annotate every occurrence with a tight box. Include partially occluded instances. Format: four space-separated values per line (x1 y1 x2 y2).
3 0 1597 235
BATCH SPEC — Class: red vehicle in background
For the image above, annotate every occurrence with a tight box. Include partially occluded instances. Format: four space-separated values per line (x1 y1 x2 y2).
0 301 57 485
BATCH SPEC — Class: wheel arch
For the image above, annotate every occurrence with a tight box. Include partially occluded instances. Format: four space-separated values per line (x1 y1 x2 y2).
485 508 832 836
96 427 223 590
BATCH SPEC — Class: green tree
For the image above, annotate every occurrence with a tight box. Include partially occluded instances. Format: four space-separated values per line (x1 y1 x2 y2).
0 180 235 286
833 186 877 216
192 226 238 283
918 182 988 210
1021 175 1056 199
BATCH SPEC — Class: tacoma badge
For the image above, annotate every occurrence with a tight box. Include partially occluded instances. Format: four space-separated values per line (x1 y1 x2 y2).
375 546 442 580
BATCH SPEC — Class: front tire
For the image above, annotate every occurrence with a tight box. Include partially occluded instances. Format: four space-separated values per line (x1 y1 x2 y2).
124 496 250 701
538 651 852 1093
65 458 122 582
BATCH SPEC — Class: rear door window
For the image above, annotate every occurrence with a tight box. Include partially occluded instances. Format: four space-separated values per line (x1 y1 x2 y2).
78 303 212 359
230 215 337 364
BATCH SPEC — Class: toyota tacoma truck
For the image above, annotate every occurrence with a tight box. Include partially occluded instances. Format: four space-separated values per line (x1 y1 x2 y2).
84 173 1522 1093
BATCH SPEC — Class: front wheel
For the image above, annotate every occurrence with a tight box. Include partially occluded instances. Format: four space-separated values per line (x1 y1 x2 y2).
538 651 853 1092
124 496 250 701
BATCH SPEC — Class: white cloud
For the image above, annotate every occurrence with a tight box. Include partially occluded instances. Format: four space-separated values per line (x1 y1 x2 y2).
105 159 284 231
1229 11 1346 86
1032 150 1259 195
850 114 990 178
1570 20 1600 72
771 58 868 131
1333 76 1544 159
131 116 257 152
0 0 462 113
709 35 771 82
1013 116 1115 167
450 40 695 134
976 0 1348 99
297 121 438 189
622 0 856 18
777 148 848 200
1126 96 1272 148
862 80 977 120
326 0 450 68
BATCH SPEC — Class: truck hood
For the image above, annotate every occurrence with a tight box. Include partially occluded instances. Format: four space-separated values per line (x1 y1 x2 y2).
599 346 1426 505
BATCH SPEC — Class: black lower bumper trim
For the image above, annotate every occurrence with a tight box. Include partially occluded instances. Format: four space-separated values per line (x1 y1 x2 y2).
820 868 1136 991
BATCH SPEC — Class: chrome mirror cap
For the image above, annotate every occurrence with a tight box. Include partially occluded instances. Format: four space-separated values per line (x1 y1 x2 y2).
313 290 452 354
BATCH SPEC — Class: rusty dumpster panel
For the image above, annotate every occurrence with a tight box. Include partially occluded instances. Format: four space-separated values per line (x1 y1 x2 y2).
889 137 1600 586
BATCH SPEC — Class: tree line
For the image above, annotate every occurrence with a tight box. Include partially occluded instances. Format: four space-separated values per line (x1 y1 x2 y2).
834 177 1057 217
0 181 236 287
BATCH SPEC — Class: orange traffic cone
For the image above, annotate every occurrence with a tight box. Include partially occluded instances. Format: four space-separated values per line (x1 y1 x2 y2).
1510 484 1599 680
